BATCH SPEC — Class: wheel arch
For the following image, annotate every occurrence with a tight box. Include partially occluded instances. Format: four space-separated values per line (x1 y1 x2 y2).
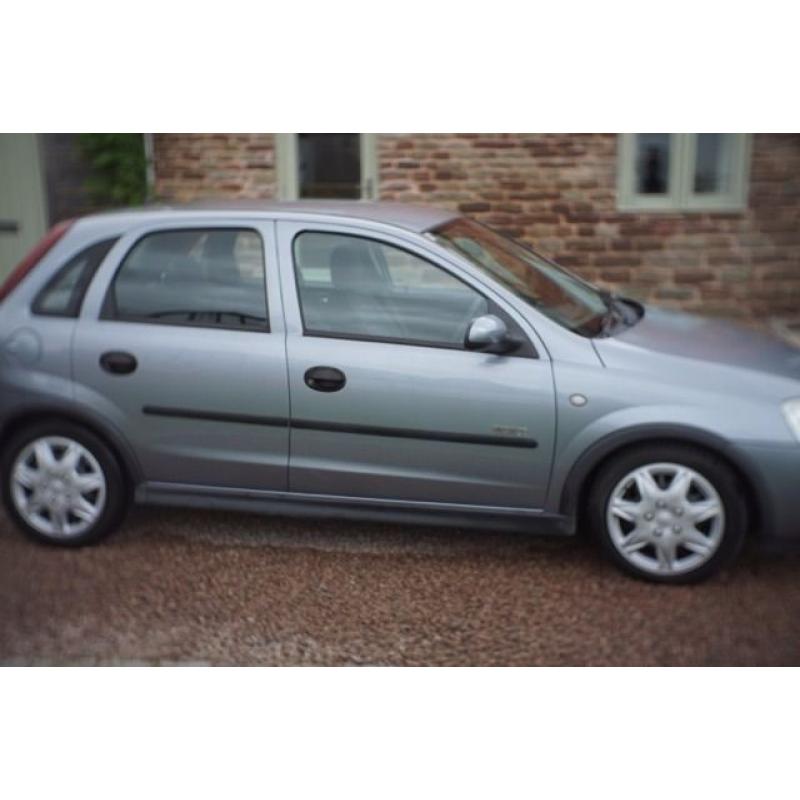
558 424 767 538
0 403 144 490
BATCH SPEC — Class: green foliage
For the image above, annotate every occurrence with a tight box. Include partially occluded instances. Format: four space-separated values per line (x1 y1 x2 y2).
77 133 147 207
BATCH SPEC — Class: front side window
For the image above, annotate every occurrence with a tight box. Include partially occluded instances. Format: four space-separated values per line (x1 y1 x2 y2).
618 133 750 212
293 232 489 347
431 217 609 337
106 228 268 330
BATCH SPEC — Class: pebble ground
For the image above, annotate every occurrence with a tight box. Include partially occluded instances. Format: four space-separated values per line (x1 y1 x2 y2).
2 507 799 665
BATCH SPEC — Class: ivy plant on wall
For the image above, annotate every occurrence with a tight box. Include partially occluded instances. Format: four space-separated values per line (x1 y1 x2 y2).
77 133 148 207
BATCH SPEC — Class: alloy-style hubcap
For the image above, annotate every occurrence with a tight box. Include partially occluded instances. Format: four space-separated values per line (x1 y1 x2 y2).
10 436 107 538
606 462 725 576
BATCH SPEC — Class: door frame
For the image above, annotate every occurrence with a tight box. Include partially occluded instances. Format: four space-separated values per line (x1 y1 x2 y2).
79 216 285 331
274 218 550 359
274 133 378 201
274 218 557 509
73 215 291 492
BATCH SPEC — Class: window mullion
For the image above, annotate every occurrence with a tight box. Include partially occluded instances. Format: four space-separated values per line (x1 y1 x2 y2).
672 133 693 210
360 134 378 200
275 134 299 201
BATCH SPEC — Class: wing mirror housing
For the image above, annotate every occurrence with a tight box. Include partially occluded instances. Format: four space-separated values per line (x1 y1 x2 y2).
464 314 521 354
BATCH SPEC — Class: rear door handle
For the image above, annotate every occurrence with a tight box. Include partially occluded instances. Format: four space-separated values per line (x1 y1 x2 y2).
304 366 346 393
100 351 138 375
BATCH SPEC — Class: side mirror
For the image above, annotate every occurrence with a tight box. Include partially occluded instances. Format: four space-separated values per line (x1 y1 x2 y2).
464 314 520 354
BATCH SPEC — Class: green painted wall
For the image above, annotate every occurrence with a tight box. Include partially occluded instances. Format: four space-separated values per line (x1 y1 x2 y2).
0 134 48 278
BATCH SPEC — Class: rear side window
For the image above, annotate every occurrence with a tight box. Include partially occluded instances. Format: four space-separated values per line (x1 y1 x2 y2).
104 228 268 331
33 237 118 317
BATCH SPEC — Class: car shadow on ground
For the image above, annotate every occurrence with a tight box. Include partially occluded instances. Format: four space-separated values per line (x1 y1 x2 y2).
2 506 800 666
118 504 796 576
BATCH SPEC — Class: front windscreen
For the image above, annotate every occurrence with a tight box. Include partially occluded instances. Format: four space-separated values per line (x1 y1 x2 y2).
430 217 609 336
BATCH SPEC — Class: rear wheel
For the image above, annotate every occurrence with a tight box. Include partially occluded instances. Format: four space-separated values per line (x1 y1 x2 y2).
587 444 747 583
1 421 128 546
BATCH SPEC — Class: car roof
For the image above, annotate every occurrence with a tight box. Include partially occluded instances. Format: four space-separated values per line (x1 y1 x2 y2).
79 200 460 235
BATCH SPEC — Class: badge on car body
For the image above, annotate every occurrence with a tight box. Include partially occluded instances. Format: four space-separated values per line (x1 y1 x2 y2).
491 425 528 438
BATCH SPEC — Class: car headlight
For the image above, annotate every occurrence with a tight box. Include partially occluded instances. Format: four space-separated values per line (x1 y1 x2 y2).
783 399 800 442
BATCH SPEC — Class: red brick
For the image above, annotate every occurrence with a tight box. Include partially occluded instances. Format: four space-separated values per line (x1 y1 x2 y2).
152 132 800 321
675 270 717 283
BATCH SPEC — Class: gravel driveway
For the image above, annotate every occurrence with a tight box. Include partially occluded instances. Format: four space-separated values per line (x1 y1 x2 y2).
1 507 799 666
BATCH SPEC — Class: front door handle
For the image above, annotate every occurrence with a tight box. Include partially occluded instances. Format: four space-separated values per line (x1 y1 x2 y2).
304 366 346 393
100 351 138 375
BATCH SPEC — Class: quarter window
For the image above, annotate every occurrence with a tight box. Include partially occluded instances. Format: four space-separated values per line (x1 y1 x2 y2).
617 133 750 212
106 228 268 330
293 232 489 348
33 238 118 317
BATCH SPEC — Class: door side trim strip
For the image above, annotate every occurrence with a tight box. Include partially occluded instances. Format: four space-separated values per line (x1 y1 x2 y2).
291 418 538 448
143 405 288 427
142 406 538 449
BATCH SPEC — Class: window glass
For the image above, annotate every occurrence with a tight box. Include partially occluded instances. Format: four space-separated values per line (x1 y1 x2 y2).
109 229 267 330
619 134 749 212
432 218 609 337
298 134 361 199
635 133 671 195
34 238 118 317
293 232 488 347
694 133 733 194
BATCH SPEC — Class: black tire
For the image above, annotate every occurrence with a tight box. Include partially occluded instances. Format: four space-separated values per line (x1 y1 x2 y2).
587 443 747 584
1 420 129 547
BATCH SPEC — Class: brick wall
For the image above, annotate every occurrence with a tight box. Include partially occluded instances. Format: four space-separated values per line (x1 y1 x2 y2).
153 133 275 201
379 133 800 320
152 133 800 320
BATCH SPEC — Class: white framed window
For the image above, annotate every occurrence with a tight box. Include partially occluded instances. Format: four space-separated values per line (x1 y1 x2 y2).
617 133 751 212
275 133 378 201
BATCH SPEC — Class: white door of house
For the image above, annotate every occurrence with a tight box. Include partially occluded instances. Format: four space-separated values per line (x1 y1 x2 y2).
0 134 48 278
275 133 377 201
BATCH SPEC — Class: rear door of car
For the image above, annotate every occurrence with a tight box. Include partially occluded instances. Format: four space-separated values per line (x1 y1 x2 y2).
277 220 557 509
73 217 290 491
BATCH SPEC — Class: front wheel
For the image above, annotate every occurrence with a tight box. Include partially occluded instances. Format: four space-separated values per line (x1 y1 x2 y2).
587 444 747 583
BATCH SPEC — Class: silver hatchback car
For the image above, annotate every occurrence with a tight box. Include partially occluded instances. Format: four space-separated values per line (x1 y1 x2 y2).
1 201 799 582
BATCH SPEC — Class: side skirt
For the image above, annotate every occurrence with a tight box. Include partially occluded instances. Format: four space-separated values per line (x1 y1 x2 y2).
138 482 575 536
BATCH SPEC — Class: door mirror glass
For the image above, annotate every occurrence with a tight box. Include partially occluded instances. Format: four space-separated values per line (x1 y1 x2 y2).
465 314 519 354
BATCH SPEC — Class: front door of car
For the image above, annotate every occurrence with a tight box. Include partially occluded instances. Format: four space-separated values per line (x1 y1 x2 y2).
73 221 289 491
277 221 556 509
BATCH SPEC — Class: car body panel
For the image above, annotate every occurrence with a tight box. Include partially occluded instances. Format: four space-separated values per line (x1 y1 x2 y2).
734 443 800 542
547 320 800 537
600 305 800 382
275 219 558 508
177 199 461 233
71 219 291 491
141 480 572 534
283 334 556 507
0 201 798 546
